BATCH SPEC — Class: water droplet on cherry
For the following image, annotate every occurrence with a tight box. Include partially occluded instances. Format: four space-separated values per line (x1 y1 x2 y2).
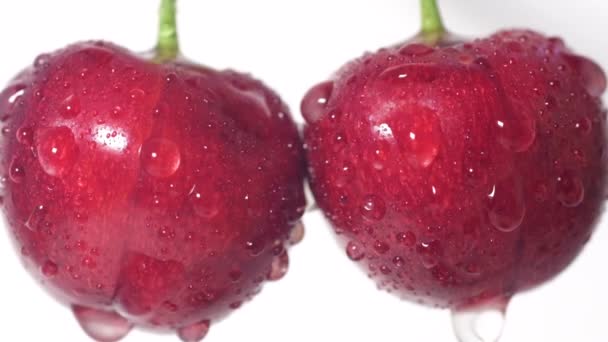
346 241 365 261
289 220 305 245
9 159 25 183
417 240 442 269
178 320 210 342
301 81 333 123
487 180 526 232
399 43 434 56
36 126 79 177
42 260 58 277
25 204 47 231
360 194 386 221
189 187 220 219
16 126 34 146
267 248 289 281
140 138 181 178
61 94 81 118
564 53 606 97
556 172 585 207
72 305 133 342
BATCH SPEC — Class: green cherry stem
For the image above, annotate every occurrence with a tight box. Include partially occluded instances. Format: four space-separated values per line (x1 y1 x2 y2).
419 0 446 43
156 0 180 62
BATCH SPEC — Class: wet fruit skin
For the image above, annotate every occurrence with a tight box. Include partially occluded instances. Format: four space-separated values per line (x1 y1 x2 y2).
303 30 607 309
0 41 305 333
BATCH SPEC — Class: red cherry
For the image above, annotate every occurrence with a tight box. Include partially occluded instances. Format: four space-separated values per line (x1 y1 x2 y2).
303 0 606 338
0 1 306 341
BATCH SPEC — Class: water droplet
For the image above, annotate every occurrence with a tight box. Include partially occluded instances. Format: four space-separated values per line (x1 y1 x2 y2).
417 240 442 269
556 172 585 207
267 248 289 281
451 301 508 342
392 107 442 168
346 241 365 261
392 256 404 267
289 221 305 245
16 126 34 146
245 239 265 256
73 305 133 342
9 159 25 183
34 54 51 68
564 53 606 97
140 138 181 178
190 187 220 219
374 240 390 254
60 94 80 118
129 88 145 101
495 114 536 153
574 117 592 135
396 231 416 247
399 43 434 56
487 180 526 232
25 204 47 231
335 162 354 188
42 260 58 277
178 320 210 342
6 84 26 106
301 81 333 123
360 194 386 221
36 126 79 177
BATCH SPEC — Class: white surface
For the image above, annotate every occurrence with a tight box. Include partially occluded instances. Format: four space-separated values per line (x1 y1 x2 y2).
0 0 606 341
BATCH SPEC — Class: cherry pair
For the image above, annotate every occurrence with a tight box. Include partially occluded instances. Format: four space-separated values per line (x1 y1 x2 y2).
0 0 605 341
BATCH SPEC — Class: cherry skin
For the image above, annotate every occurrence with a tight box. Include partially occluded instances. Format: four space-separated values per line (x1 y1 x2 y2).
0 38 305 342
303 25 607 310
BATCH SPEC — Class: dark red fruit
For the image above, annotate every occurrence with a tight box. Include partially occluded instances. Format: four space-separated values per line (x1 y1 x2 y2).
0 1 305 341
303 4 607 310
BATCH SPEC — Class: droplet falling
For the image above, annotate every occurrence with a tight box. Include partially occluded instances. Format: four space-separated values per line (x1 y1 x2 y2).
451 301 508 342
178 320 211 342
289 220 305 245
72 305 133 342
301 81 334 123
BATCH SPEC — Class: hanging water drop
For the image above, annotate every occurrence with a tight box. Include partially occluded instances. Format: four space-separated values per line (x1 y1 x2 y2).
72 305 133 342
178 320 211 342
451 301 508 342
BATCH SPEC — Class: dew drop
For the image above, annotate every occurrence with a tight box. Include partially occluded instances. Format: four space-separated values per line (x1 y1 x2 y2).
564 53 606 97
34 54 51 68
140 138 181 178
36 126 79 177
9 159 25 183
417 240 442 269
556 172 585 207
451 301 508 342
289 221 305 246
16 126 34 146
360 194 386 221
487 180 526 232
25 204 47 231
495 114 536 153
178 320 211 342
374 240 390 254
574 117 592 135
129 88 145 101
301 81 333 123
245 239 265 256
189 188 220 219
399 43 434 56
396 231 416 247
6 84 26 106
60 94 81 118
41 260 58 277
393 107 442 168
346 241 365 261
335 162 354 188
72 305 133 342
267 248 289 281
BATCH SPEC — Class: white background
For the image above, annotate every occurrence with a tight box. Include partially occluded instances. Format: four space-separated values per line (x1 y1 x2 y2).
0 1 606 341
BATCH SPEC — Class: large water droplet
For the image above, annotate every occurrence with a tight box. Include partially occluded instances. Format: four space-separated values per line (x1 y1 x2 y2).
36 126 79 177
564 53 606 97
360 194 386 221
267 248 289 281
417 240 442 269
178 320 211 342
451 301 508 342
72 305 133 342
487 179 526 232
390 106 442 168
25 204 47 231
556 172 585 207
495 114 536 153
346 241 365 261
301 81 334 123
140 138 181 178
